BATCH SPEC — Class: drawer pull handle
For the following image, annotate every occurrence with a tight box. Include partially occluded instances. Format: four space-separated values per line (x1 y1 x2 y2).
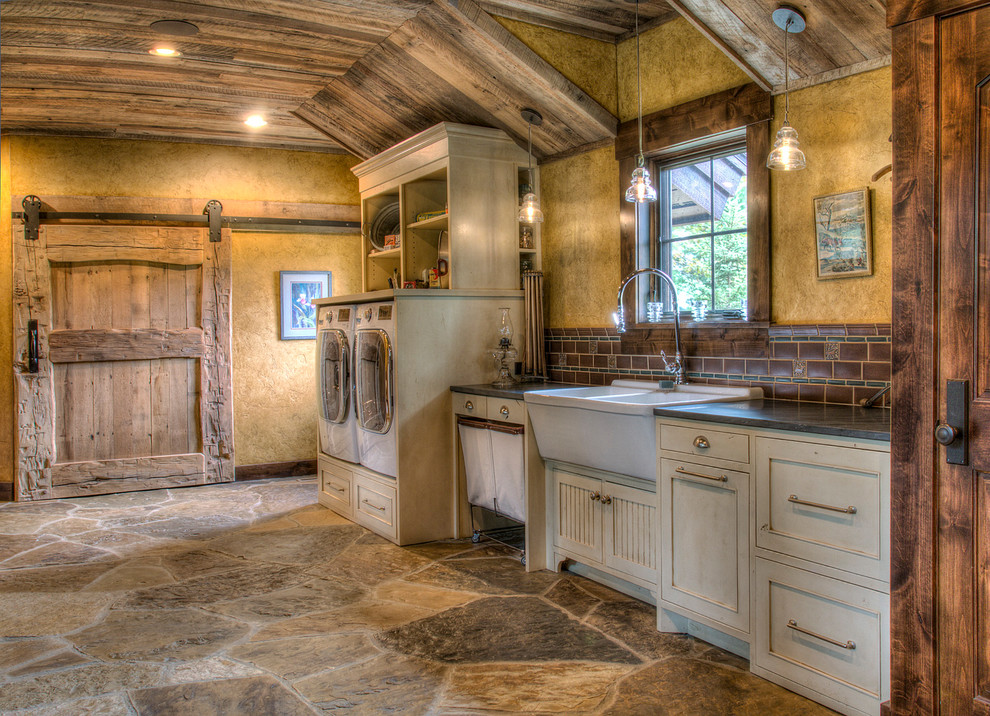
787 494 857 515
590 491 601 502
331 484 345 493
786 619 856 650
500 405 510 418
362 499 386 512
465 401 474 411
693 436 710 449
600 494 612 505
675 466 727 482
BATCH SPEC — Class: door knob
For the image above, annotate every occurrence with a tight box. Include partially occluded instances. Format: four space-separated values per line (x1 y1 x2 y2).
935 423 960 445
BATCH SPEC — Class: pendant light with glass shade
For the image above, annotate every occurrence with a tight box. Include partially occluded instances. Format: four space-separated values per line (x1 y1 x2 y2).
625 0 657 203
518 108 544 224
767 6 807 171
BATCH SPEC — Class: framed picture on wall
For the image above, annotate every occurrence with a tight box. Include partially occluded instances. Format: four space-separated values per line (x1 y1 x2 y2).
813 188 873 280
279 271 331 340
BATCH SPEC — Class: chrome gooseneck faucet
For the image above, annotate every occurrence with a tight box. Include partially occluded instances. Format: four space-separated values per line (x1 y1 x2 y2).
613 268 687 385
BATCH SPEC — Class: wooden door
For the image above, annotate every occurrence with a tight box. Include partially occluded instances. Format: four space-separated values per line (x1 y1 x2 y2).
12 198 233 500
935 8 990 713
890 2 990 712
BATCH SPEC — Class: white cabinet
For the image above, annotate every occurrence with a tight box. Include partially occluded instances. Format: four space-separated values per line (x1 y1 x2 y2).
659 456 749 639
655 417 890 716
352 123 540 292
550 462 657 590
750 433 890 716
318 455 353 517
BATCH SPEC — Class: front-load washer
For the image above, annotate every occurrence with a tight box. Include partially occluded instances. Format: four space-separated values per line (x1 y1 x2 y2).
354 301 397 478
316 304 360 463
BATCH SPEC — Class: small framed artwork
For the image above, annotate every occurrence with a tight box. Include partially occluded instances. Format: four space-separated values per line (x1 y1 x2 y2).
813 188 873 280
279 271 331 340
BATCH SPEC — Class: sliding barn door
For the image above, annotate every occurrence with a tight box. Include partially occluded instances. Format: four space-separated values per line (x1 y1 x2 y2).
12 199 233 500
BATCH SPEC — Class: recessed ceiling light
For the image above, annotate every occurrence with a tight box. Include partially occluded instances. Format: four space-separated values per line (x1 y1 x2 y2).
150 19 199 36
149 46 181 57
245 115 268 128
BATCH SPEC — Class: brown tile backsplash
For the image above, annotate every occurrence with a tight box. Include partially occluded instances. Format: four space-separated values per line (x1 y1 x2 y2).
543 322 891 407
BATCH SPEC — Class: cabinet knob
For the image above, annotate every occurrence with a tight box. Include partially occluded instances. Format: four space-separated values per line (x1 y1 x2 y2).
465 400 474 411
500 406 510 418
590 491 601 502
600 494 612 505
693 435 710 449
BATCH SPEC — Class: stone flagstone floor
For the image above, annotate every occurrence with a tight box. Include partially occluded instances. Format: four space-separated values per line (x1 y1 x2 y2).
0 477 837 715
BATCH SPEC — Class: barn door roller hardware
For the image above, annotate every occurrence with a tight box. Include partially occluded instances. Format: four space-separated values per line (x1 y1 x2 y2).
22 196 41 241
204 200 223 242
11 197 359 234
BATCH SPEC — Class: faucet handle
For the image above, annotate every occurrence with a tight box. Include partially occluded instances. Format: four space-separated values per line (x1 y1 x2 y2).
660 350 678 370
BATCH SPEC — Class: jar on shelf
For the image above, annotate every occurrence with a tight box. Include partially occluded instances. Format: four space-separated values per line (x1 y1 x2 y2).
519 225 534 249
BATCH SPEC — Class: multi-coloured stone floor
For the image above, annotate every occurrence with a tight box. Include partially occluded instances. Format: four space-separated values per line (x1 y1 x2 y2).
0 477 835 715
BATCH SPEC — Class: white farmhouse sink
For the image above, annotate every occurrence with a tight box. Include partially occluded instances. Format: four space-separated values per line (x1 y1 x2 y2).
524 380 761 481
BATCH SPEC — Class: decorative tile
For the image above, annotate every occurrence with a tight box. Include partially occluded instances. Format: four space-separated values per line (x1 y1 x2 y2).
824 341 840 360
607 355 617 369
792 360 807 378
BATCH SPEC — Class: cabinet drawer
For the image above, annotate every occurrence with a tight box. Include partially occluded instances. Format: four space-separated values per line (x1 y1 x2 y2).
753 559 888 716
453 393 486 417
353 475 397 540
660 423 750 464
319 458 353 516
756 437 889 582
487 398 525 424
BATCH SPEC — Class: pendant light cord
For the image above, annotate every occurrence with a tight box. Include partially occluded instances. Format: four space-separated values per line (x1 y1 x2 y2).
635 0 644 167
783 17 791 124
527 121 534 187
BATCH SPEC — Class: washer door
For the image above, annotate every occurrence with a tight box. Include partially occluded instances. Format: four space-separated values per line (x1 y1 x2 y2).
318 328 349 424
355 328 393 434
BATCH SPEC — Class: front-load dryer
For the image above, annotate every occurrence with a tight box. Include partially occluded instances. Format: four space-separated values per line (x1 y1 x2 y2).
354 301 397 478
316 304 359 463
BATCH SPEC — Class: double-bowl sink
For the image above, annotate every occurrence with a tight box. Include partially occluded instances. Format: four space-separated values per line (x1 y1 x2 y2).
523 380 761 480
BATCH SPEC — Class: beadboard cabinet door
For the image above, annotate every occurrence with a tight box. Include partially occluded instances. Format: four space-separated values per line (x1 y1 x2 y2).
552 467 603 565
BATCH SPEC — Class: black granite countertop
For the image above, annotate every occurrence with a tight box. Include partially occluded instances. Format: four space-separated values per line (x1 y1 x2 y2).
450 382 577 400
451 384 890 441
653 400 890 442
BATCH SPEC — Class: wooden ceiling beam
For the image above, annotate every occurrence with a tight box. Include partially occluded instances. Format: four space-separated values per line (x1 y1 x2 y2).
664 0 773 91
478 0 680 42
397 0 617 145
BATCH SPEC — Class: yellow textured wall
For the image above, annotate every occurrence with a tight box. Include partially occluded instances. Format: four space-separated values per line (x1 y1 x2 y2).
232 232 361 465
541 18 750 327
1 138 12 486
540 21 891 328
496 17 618 115
771 68 892 323
4 136 360 477
542 146 620 327
617 18 750 121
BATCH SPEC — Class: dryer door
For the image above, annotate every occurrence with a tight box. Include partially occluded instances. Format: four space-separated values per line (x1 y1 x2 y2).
355 328 393 434
318 328 349 424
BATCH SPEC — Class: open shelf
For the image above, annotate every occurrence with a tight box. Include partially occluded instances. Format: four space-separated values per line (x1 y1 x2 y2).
407 213 449 230
368 247 401 260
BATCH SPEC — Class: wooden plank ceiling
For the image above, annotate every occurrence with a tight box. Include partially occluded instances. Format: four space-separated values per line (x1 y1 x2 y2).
0 0 889 160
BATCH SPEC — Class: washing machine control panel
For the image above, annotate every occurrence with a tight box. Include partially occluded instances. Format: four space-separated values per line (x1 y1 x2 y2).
377 305 392 321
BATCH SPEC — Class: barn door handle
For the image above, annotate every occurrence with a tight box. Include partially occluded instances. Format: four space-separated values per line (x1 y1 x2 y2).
27 319 39 374
938 379 968 465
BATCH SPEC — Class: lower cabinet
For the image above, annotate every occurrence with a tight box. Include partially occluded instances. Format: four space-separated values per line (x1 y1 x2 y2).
550 462 656 590
752 558 889 716
318 456 353 518
659 456 750 639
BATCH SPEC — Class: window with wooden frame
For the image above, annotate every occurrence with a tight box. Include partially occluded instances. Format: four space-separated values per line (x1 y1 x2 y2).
616 83 772 334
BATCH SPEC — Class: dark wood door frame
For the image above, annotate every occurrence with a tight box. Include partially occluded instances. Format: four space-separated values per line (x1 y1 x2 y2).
889 1 990 713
